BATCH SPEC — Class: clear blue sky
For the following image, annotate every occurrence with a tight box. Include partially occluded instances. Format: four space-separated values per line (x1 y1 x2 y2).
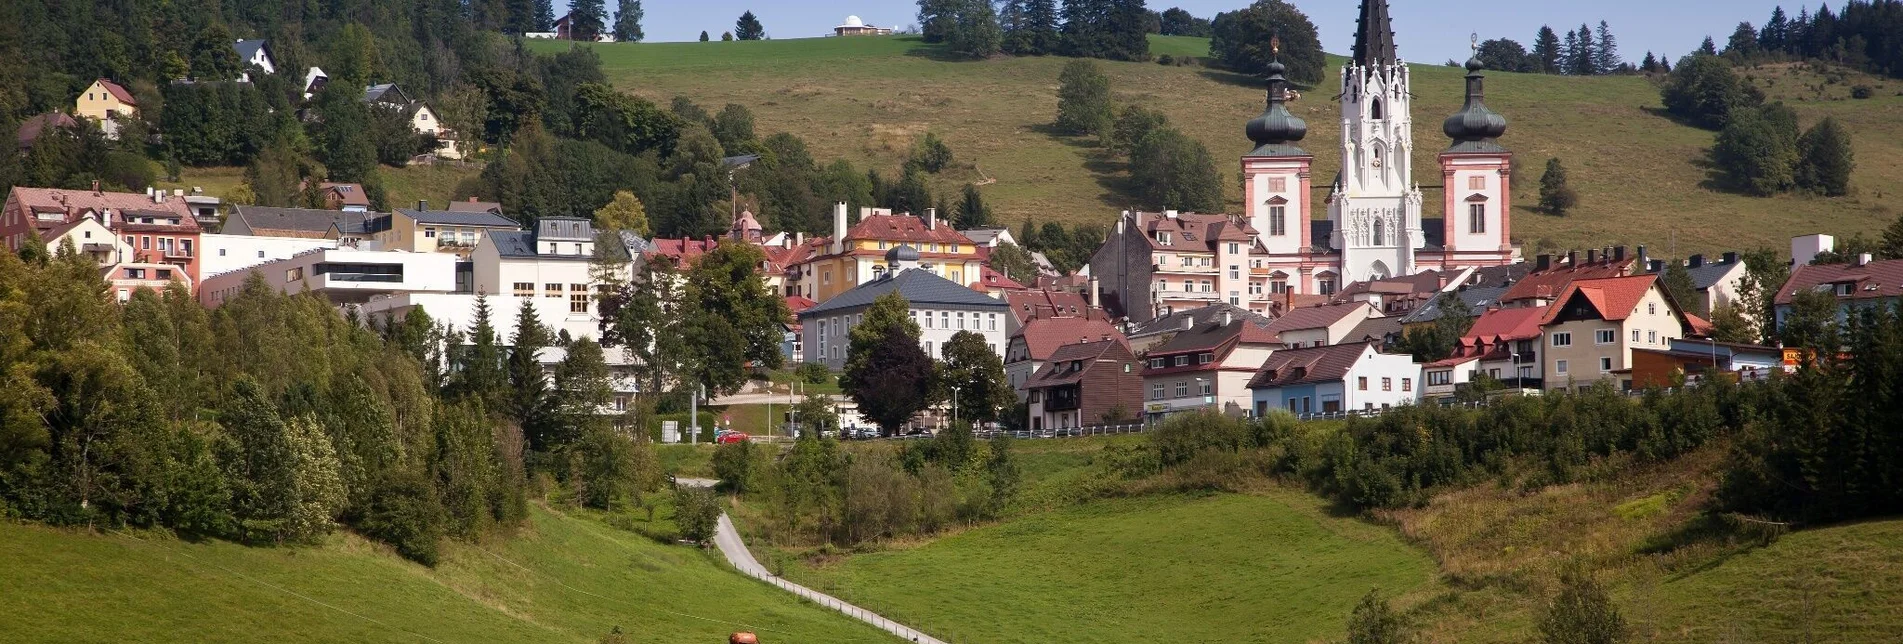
588 1 1794 63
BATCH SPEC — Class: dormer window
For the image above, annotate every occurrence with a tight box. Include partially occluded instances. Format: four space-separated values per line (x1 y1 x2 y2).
1157 232 1172 245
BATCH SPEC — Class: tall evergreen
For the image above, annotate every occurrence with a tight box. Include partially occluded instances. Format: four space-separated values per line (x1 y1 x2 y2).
1571 23 1596 75
452 293 509 412
1060 0 1109 58
1533 25 1562 73
1761 6 1790 53
506 299 554 449
1561 29 1580 75
734 11 766 40
613 0 644 42
956 183 992 229
1592 21 1620 73
1003 0 1062 55
569 0 607 41
1538 158 1578 215
1795 117 1854 197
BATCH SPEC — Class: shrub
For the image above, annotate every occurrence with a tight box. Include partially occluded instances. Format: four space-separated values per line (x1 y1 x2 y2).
354 470 446 566
1851 84 1875 99
793 361 831 385
1157 54 1175 65
1346 589 1414 644
1149 411 1251 467
672 486 721 544
1538 567 1628 644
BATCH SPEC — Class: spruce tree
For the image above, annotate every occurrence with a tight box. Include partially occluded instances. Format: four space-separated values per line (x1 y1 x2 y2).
1761 6 1790 53
699 30 709 42
569 0 607 40
1661 260 1702 315
612 0 644 42
1794 117 1853 197
956 183 991 229
1593 21 1620 73
1008 0 1061 56
1572 23 1597 75
1697 36 1718 56
1533 26 1562 73
1539 158 1579 215
507 298 553 449
1561 29 1580 75
734 11 765 40
452 293 509 412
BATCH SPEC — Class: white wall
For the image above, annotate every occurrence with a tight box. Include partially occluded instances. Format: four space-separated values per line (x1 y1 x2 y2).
199 248 457 307
200 233 336 280
1341 347 1421 410
357 292 601 347
802 304 1008 370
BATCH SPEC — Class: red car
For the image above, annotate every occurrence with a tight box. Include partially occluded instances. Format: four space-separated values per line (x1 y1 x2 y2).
715 430 750 444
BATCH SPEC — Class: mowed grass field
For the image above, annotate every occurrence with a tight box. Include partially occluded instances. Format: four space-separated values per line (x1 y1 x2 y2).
0 505 894 644
772 489 1441 644
531 34 1903 256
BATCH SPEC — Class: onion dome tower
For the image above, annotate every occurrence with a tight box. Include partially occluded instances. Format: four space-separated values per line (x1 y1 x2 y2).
1243 38 1318 259
1246 50 1308 156
1443 51 1510 152
1436 35 1516 266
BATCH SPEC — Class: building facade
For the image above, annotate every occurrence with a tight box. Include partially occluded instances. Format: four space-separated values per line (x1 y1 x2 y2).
789 204 983 304
1138 310 1280 420
798 247 1008 370
1026 340 1144 430
1248 341 1420 416
1539 275 1694 391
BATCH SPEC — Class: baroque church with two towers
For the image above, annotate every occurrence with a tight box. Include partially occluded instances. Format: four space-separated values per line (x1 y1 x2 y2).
1092 0 1517 322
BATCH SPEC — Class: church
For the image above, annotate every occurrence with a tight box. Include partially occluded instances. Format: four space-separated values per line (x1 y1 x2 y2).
1091 0 1518 322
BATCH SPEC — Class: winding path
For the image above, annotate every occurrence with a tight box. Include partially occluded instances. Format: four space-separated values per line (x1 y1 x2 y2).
681 479 946 644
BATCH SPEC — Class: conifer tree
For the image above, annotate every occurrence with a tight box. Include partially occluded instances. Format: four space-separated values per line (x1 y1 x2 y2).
507 298 553 449
612 0 644 42
452 293 508 412
1697 36 1718 56
1661 260 1702 315
1533 26 1562 73
1881 214 1903 261
956 183 991 229
1538 158 1579 215
1592 21 1620 73
1003 0 1061 56
1571 23 1597 75
1795 117 1853 197
699 30 709 42
569 0 607 40
734 11 765 40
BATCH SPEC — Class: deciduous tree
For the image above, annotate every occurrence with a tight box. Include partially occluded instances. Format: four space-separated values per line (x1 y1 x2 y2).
1055 60 1113 138
842 293 936 436
935 331 1015 424
1210 0 1325 84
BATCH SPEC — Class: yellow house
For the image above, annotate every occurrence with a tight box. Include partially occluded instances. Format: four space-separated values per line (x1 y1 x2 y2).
76 79 138 122
792 204 984 303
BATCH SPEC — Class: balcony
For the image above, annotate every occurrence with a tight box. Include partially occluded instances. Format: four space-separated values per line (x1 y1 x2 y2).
164 247 193 259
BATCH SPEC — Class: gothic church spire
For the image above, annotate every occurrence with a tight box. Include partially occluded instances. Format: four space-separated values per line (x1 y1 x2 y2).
1351 0 1398 67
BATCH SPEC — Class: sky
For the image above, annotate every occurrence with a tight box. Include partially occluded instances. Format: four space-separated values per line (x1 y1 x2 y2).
581 1 1800 64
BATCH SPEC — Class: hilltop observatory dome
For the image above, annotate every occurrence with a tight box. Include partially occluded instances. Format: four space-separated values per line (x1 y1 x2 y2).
844 15 864 27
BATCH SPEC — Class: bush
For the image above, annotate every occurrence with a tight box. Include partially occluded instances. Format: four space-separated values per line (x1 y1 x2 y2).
1149 411 1251 467
1851 84 1875 99
909 132 954 173
1538 567 1627 644
354 470 446 566
672 486 721 544
1156 54 1175 65
1346 589 1413 644
794 361 831 385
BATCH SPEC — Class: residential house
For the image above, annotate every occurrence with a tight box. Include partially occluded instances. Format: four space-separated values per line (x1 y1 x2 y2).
783 295 816 364
1421 305 1546 400
1026 340 1144 431
1124 303 1269 355
1138 309 1280 420
971 265 1028 298
1248 342 1420 417
103 261 192 302
302 67 328 100
1259 301 1379 349
798 246 1009 370
1773 253 1903 332
362 83 411 108
16 113 77 149
1631 339 1797 388
1003 316 1125 400
75 79 137 130
1498 248 1636 308
320 182 372 211
2 186 202 282
446 198 505 216
463 217 607 340
221 205 388 243
44 215 131 266
1001 286 1107 336
232 39 275 81
1089 210 1273 322
1397 284 1509 336
1646 252 1748 316
381 207 521 257
405 102 463 159
1539 274 1695 391
960 227 1017 250
788 204 983 303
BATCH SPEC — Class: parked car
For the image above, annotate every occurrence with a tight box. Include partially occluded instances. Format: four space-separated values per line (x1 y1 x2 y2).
715 430 749 444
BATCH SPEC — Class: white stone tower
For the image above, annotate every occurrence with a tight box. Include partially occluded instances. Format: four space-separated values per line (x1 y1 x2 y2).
1328 0 1424 285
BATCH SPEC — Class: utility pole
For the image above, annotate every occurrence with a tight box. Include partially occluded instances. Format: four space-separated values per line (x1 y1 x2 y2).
951 385 960 432
690 383 703 444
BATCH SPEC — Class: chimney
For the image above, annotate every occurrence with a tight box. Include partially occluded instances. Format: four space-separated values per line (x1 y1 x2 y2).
1613 246 1627 262
1635 245 1649 272
926 208 936 230
1221 310 1233 327
172 189 183 198
1649 259 1665 273
1536 254 1552 271
1857 252 1873 267
467 197 478 203
92 180 101 195
1567 250 1577 267
1165 209 1179 219
1587 248 1598 264
1117 214 1127 234
1088 277 1100 307
1722 251 1739 264
833 202 849 255
1689 254 1705 268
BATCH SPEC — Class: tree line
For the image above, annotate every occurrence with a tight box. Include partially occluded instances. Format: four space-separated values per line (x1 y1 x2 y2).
1711 2 1903 78
1474 22 1628 75
1658 53 1856 197
1054 60 1225 215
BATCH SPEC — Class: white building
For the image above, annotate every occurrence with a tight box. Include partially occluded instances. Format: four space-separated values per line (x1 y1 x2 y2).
466 217 614 341
198 247 460 307
799 246 1010 370
199 233 337 279
1248 341 1420 417
233 40 275 82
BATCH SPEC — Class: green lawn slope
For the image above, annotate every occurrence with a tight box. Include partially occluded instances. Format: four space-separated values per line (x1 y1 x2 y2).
0 505 893 643
534 35 1903 256
772 489 1440 644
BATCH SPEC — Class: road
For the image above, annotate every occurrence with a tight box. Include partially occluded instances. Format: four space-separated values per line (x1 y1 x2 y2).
676 478 945 643
711 514 946 644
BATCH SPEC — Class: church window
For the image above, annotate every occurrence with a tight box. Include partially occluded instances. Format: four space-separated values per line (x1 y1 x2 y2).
1269 206 1286 236
1370 99 1384 120
1469 203 1487 234
1373 218 1385 246
1268 177 1287 192
1468 175 1486 190
1270 280 1287 294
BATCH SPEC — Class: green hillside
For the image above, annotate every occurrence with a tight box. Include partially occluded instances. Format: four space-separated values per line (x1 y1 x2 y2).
773 490 1440 644
531 35 1903 256
0 506 892 643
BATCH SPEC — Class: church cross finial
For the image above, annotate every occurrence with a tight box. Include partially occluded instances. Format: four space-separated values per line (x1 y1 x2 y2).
1271 35 1281 58
1471 33 1479 57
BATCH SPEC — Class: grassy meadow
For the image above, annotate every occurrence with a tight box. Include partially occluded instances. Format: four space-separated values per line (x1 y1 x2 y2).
527 34 1903 256
0 505 893 643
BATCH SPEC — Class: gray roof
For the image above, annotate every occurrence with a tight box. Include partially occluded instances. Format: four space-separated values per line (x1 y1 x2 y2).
1129 303 1272 338
363 83 408 104
487 230 591 261
397 208 519 228
1398 286 1509 325
801 268 1007 318
233 40 269 63
722 154 762 167
1648 257 1744 291
228 205 384 235
962 228 1009 245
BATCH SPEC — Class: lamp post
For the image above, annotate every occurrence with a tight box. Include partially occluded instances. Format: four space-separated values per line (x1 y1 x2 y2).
951 385 960 431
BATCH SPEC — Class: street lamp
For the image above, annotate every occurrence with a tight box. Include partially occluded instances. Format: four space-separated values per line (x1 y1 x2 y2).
951 385 960 431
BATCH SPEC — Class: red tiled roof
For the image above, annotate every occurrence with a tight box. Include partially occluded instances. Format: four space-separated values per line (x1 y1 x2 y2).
1501 257 1633 304
1134 211 1257 251
1261 302 1373 339
5 186 197 231
646 237 719 265
845 214 974 246
319 182 371 207
1775 258 1903 306
1685 313 1714 338
784 295 816 315
1537 274 1661 325
1026 340 1134 388
94 79 137 106
1004 289 1103 322
17 113 77 147
1462 306 1547 342
1247 342 1378 389
1014 316 1125 361
975 265 1026 292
